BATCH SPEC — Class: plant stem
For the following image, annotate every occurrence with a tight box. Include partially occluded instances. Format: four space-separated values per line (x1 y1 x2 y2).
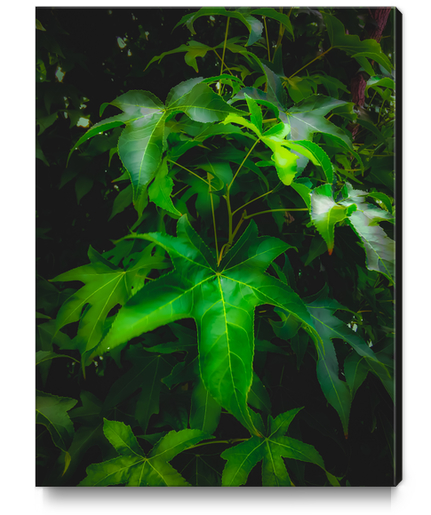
213 49 235 77
219 18 230 94
231 210 246 241
232 187 276 215
228 139 260 189
188 437 249 450
167 159 209 186
244 207 308 219
225 185 233 243
288 47 332 79
272 7 286 60
171 184 189 198
263 16 271 61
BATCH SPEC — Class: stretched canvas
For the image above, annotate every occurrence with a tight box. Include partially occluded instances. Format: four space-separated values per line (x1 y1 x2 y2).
36 6 401 487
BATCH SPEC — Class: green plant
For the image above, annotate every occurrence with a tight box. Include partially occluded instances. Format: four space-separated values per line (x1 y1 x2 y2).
36 7 398 486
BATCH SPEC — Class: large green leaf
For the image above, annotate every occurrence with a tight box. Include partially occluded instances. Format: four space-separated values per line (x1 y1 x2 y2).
92 216 319 436
221 408 338 486
68 79 242 202
79 419 211 486
36 390 77 452
51 243 168 355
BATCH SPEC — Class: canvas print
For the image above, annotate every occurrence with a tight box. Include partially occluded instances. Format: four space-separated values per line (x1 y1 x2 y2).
36 6 400 487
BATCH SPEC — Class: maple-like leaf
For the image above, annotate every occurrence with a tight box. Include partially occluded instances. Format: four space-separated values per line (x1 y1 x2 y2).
51 244 168 355
221 408 339 486
68 78 243 202
79 419 211 486
92 216 320 436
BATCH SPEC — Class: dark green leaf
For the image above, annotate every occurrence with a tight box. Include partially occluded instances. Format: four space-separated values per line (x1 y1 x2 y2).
286 95 352 148
79 419 211 486
36 390 77 452
221 408 338 486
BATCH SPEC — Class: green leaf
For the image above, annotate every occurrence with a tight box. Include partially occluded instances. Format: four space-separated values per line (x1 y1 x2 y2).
306 291 393 433
250 8 294 39
221 408 336 486
103 346 174 433
190 378 222 434
51 244 168 355
37 111 58 135
304 236 327 266
36 350 79 366
175 7 263 46
145 40 211 73
93 216 319 436
340 184 395 282
323 14 393 73
348 210 395 283
108 184 133 221
79 419 211 486
75 175 93 204
284 140 334 183
320 133 364 173
148 158 182 217
310 184 356 255
223 113 299 186
366 76 395 95
244 93 263 133
344 351 370 399
68 80 242 203
262 64 288 109
286 95 353 148
285 76 316 103
36 390 78 452
248 372 271 415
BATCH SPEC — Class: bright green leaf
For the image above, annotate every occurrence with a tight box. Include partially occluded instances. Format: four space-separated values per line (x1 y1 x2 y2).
310 184 356 255
51 244 168 355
